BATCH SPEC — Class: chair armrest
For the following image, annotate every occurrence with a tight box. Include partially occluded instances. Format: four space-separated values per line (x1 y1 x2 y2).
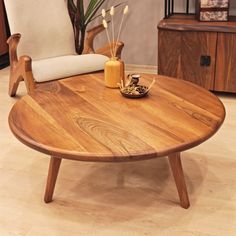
7 35 36 96
19 55 33 73
83 24 105 54
19 55 35 93
83 24 124 58
7 33 21 69
95 41 124 59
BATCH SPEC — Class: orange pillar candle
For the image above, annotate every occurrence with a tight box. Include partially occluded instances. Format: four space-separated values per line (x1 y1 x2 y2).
104 57 125 88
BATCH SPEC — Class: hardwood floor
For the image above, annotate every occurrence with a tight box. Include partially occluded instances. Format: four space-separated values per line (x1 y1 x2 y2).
0 67 236 235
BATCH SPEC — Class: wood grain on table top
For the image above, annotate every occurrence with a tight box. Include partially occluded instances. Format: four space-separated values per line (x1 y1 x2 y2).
8 72 225 162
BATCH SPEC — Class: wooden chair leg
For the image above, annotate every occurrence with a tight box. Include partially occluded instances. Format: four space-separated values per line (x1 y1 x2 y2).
44 156 62 203
21 56 35 94
8 73 23 97
7 34 36 96
168 153 190 209
8 56 36 96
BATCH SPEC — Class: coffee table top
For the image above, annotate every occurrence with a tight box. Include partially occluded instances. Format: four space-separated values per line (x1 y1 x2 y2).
9 72 225 162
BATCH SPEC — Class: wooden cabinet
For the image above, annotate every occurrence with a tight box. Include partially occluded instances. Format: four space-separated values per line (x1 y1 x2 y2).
215 33 236 92
158 15 236 93
0 0 7 56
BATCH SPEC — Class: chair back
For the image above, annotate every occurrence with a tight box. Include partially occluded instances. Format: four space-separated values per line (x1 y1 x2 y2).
4 0 76 60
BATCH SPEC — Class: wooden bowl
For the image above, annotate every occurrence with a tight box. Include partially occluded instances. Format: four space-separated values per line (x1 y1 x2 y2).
120 85 149 99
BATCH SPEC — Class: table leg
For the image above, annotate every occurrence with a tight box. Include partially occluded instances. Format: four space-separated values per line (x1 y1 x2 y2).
168 153 190 209
44 156 62 203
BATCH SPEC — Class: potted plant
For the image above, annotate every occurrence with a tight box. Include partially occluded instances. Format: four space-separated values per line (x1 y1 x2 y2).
67 0 122 54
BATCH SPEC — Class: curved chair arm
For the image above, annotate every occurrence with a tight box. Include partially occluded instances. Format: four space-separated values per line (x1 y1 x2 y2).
95 41 124 59
19 55 35 93
8 55 35 96
7 34 35 96
83 24 105 54
7 33 21 69
83 24 124 58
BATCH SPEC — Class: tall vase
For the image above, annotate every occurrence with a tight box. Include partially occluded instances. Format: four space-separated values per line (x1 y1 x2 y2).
104 57 125 88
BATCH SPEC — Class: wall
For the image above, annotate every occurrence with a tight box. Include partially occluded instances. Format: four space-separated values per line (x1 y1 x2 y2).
88 0 236 66
231 1 236 14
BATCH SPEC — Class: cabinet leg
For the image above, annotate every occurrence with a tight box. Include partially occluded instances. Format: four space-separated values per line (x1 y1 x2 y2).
44 156 62 203
168 153 190 209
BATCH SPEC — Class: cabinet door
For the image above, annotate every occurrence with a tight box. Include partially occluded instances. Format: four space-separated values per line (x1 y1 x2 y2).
158 30 217 90
215 33 236 92
0 0 8 55
158 30 181 78
180 32 217 90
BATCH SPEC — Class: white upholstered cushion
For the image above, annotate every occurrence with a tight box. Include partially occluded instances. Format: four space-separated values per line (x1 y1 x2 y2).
32 54 109 82
4 0 76 60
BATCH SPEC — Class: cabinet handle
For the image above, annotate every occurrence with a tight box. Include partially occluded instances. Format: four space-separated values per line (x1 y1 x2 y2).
200 55 211 67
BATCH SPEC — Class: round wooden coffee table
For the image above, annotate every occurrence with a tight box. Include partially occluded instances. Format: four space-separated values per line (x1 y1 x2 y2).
8 72 225 208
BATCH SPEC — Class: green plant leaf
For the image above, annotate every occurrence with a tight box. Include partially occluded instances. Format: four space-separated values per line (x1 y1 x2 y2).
68 0 77 13
84 0 99 20
78 0 85 28
84 0 105 24
67 0 77 27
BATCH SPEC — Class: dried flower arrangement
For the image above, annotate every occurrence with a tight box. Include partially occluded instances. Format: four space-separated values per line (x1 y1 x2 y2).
102 5 129 58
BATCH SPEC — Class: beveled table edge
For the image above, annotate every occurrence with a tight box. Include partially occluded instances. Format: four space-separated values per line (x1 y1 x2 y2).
8 73 226 162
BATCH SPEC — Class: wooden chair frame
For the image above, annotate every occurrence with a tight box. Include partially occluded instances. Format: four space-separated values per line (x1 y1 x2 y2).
7 24 124 97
